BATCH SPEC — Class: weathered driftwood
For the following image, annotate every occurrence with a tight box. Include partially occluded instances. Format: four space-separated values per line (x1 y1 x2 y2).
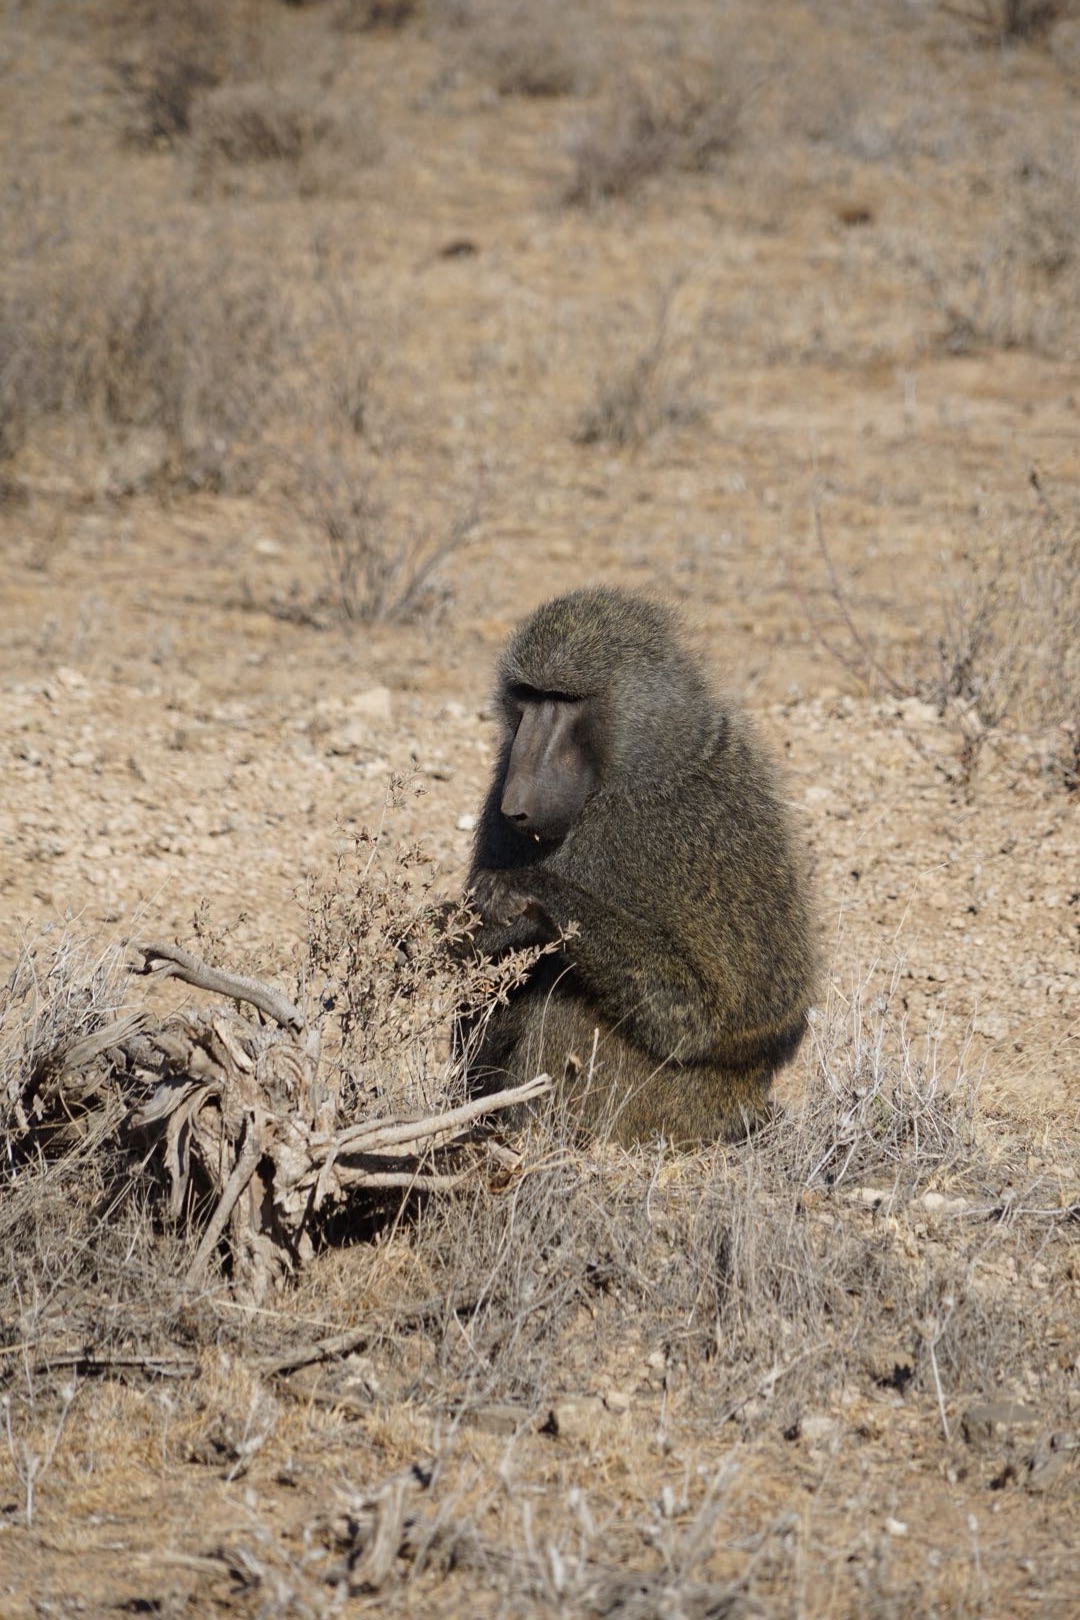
6 938 550 1303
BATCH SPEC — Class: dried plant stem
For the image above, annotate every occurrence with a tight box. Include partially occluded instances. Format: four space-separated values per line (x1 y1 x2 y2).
130 940 305 1031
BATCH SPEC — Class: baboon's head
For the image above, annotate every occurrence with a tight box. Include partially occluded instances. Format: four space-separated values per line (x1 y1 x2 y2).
495 587 715 840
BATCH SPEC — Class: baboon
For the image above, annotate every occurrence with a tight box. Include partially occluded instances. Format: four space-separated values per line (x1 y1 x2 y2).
463 586 818 1147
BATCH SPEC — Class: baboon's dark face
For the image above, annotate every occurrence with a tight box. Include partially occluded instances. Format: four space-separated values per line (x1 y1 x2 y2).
500 686 599 842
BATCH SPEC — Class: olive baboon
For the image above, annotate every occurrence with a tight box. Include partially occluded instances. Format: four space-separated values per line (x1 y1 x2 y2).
464 586 818 1146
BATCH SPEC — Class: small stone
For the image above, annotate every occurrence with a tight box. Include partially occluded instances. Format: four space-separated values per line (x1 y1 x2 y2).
921 1191 969 1215
326 720 376 755
546 1396 607 1442
1025 1432 1073 1494
463 1403 533 1436
885 1517 908 1537
849 1187 891 1209
350 685 392 722
961 1401 1040 1448
456 813 477 833
54 666 89 692
645 1350 667 1372
896 697 941 728
798 1413 839 1448
603 1389 631 1414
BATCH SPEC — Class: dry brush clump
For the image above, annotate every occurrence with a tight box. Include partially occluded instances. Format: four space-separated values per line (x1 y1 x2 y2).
0 248 293 491
379 968 1075 1437
565 66 745 207
459 1 592 99
113 0 265 148
941 0 1074 46
295 453 482 625
189 81 383 197
914 148 1080 359
793 484 1080 790
930 480 1079 733
0 821 545 1313
574 283 705 449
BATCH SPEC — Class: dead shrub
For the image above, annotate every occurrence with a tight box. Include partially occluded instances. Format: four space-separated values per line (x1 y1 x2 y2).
0 251 291 490
468 2 590 98
334 0 422 31
917 151 1080 358
300 456 480 625
0 304 31 464
942 0 1071 45
0 815 541 1305
189 83 383 194
928 481 1079 738
575 284 705 448
303 816 521 1113
191 83 311 164
792 486 1080 789
115 0 261 148
565 70 744 207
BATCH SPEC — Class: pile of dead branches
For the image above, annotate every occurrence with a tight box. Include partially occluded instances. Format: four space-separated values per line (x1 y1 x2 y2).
1 936 548 1303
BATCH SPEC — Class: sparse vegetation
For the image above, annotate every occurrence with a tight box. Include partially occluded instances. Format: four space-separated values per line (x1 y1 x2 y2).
468 1 590 98
574 284 704 447
2 901 1075 1609
114 1 261 148
794 484 1080 790
334 0 422 32
943 0 1071 45
299 457 481 624
1 0 1078 1611
190 82 383 192
564 69 744 206
0 251 291 489
918 157 1080 359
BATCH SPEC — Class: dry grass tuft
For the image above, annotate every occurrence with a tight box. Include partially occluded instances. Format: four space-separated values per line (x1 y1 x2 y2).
334 0 423 32
114 1 262 149
915 149 1080 358
931 480 1079 733
0 250 292 490
793 483 1080 790
942 0 1072 45
299 456 481 625
575 285 705 448
565 69 744 207
189 83 383 193
467 1 591 98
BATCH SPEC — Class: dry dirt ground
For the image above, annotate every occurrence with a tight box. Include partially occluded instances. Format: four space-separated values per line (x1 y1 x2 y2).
0 2 1078 1616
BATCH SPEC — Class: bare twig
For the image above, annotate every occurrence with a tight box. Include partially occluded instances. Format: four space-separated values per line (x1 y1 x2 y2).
185 1118 262 1287
129 940 305 1032
327 1075 552 1155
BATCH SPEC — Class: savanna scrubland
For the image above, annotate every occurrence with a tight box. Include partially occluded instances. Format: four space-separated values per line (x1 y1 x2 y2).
0 2 1077 1614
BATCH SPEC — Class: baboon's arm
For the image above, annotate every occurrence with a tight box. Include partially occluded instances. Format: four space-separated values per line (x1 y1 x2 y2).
474 865 721 1062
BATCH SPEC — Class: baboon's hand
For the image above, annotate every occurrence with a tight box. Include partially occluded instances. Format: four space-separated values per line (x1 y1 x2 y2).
471 870 546 929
